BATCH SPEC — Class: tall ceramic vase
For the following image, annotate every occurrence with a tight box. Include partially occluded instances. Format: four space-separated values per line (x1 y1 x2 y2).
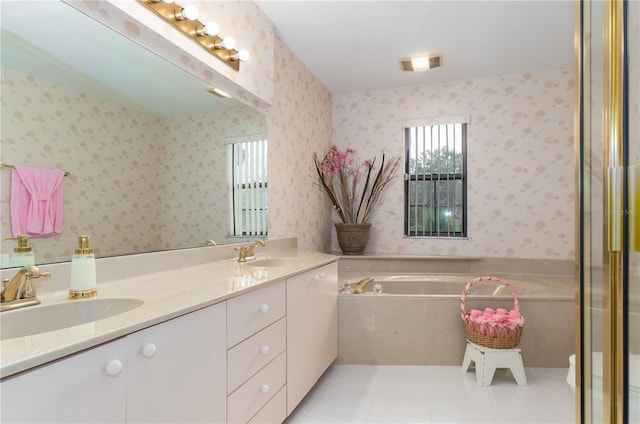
334 223 372 255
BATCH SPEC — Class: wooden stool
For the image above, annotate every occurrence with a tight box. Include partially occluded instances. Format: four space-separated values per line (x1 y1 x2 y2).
462 340 527 386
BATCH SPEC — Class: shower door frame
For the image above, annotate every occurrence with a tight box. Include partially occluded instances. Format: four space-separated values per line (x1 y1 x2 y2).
576 0 631 423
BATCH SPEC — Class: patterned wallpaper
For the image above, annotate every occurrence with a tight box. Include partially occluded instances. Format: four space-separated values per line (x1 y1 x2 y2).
332 69 575 260
0 67 266 264
267 37 334 251
1 0 577 263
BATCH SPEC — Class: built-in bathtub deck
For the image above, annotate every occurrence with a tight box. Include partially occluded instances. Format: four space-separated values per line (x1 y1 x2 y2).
336 255 575 368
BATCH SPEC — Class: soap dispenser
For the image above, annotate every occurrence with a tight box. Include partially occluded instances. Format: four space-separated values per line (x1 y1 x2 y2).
4 235 35 267
69 235 97 299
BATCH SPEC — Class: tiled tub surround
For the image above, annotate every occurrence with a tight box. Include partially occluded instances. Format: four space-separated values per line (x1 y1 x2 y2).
0 238 333 378
337 256 574 367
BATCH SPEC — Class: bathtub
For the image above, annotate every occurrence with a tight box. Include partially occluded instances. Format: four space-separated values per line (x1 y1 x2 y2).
349 273 570 297
337 272 574 367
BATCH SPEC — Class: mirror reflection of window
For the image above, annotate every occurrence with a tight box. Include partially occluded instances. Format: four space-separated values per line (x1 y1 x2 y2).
227 137 268 237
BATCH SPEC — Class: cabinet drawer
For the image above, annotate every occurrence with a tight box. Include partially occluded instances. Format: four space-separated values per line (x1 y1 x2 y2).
247 386 286 424
227 352 286 424
227 281 286 347
228 318 286 394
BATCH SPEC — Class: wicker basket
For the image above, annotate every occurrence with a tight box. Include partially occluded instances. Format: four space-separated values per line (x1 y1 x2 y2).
460 276 524 349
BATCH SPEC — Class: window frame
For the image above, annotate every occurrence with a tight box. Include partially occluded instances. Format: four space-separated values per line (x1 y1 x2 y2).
403 123 468 238
227 138 268 237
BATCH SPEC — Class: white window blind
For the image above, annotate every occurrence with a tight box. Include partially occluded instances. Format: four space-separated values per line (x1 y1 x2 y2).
227 137 267 237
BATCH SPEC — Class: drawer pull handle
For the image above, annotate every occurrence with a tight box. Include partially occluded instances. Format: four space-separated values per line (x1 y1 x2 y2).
313 272 327 281
260 384 270 394
259 304 269 313
104 359 123 377
260 345 270 355
140 343 157 359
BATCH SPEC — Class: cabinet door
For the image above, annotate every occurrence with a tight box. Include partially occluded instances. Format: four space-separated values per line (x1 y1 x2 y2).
126 302 226 423
0 338 126 423
286 262 338 415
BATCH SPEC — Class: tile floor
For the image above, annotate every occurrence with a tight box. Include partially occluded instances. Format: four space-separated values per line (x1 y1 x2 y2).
284 365 575 424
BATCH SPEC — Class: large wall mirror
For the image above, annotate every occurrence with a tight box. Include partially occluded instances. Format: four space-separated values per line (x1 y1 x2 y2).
0 1 267 268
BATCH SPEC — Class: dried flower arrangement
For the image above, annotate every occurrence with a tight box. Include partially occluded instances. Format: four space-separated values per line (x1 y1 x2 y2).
313 146 401 224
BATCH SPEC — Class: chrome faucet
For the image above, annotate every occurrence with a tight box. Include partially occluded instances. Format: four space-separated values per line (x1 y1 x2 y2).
235 240 266 262
1 265 51 312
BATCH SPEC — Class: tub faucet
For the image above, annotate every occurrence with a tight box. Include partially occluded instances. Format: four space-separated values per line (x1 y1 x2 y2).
353 277 374 294
235 240 266 262
1 265 51 312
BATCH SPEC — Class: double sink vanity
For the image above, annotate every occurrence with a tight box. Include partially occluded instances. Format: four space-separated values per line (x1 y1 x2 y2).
0 243 338 423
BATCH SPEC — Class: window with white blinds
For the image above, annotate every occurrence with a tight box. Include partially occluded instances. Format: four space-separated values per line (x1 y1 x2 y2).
404 122 467 237
227 138 268 237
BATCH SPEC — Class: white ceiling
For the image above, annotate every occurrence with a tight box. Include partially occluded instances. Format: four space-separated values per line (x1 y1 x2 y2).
255 1 575 94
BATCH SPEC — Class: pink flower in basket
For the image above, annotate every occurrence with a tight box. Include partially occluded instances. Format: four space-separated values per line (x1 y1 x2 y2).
483 307 495 316
505 320 519 330
469 309 483 319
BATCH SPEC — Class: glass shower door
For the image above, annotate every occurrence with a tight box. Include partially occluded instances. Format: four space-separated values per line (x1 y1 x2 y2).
628 2 639 422
577 0 605 421
578 1 638 422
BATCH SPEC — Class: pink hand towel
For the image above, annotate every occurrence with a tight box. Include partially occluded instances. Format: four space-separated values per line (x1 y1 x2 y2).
11 165 64 236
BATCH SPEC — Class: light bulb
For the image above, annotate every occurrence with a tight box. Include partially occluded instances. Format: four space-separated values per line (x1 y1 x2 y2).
176 5 198 21
233 49 250 62
198 21 219 36
410 56 430 71
218 36 235 50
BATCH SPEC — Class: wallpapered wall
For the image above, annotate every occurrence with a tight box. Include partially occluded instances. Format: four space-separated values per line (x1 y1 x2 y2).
0 67 266 263
332 68 575 260
70 0 334 254
0 0 334 263
267 37 334 250
2 0 577 262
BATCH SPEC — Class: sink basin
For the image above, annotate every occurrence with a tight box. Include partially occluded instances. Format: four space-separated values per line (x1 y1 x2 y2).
0 298 144 340
246 258 302 267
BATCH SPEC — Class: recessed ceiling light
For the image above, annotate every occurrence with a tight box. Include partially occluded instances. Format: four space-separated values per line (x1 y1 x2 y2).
400 54 442 72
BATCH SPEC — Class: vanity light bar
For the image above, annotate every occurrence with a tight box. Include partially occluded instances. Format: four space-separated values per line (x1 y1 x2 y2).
140 0 249 71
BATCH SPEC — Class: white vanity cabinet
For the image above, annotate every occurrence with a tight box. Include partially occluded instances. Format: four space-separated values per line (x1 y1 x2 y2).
126 302 227 423
1 337 127 423
226 280 287 424
286 262 338 415
0 302 226 424
0 257 339 424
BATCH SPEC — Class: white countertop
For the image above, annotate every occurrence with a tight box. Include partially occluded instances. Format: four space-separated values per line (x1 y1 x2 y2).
0 248 337 379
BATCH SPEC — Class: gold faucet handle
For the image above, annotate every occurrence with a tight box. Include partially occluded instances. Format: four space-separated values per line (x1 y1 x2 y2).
26 266 51 279
246 240 266 256
22 267 51 299
1 278 8 298
235 246 248 262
